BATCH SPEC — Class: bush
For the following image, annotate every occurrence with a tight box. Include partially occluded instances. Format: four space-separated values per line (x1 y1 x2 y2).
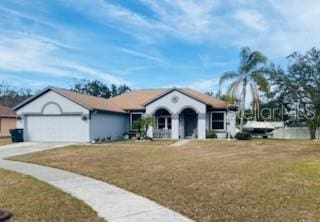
235 132 252 140
206 131 217 139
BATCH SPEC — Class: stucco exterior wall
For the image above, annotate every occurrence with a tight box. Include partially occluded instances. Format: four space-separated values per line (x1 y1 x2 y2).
146 90 207 139
0 117 16 137
146 91 206 114
90 112 129 141
206 110 237 138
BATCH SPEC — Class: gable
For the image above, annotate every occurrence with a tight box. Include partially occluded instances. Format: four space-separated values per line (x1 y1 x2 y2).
145 90 206 114
15 90 89 115
143 88 228 110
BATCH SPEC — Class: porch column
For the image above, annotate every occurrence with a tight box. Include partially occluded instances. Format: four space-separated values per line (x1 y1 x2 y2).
198 113 206 139
147 125 153 138
171 113 179 139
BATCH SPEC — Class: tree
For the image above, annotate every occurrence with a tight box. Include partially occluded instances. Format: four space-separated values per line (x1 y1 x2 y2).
270 48 320 139
308 116 320 140
219 47 269 132
0 82 32 107
132 115 155 140
71 79 131 98
117 84 131 95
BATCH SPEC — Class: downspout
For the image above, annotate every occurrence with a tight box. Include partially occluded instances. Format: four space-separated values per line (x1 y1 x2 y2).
89 111 92 141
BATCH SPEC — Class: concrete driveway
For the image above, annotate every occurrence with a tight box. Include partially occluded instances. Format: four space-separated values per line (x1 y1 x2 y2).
0 142 193 222
0 142 71 159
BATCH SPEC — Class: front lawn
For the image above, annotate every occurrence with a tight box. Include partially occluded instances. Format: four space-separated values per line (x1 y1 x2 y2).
0 137 11 147
0 169 104 222
11 139 320 221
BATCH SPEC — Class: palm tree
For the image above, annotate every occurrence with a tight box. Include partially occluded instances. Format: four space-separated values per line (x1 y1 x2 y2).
219 47 269 132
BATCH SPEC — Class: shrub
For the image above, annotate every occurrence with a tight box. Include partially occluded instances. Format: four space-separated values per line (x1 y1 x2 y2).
206 131 217 139
235 132 252 140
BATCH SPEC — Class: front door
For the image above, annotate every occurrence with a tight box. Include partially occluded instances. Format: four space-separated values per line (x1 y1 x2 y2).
184 113 198 138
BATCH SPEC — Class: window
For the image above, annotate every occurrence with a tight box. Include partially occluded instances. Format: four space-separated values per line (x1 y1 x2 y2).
211 111 225 130
130 113 143 129
167 117 172 129
158 117 166 129
157 116 172 130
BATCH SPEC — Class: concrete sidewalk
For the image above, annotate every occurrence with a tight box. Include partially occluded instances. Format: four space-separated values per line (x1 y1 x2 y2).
170 139 190 147
0 143 193 222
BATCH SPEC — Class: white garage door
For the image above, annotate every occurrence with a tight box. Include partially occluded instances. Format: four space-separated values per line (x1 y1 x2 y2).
25 115 89 142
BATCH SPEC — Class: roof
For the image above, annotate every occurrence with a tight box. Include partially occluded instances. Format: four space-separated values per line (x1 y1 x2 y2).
54 88 127 113
14 86 232 113
13 87 126 113
106 87 229 110
0 105 16 117
106 88 167 110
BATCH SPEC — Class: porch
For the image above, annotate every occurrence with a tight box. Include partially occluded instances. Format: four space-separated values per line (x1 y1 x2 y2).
150 107 205 139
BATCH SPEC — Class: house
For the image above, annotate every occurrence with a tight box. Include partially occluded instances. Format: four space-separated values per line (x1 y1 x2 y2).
0 105 16 137
13 86 237 142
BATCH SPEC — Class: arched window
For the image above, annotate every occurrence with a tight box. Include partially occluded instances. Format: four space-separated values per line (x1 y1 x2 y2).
155 109 171 130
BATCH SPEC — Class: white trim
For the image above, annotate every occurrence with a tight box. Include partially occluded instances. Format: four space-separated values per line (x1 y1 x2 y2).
130 112 143 129
210 111 226 131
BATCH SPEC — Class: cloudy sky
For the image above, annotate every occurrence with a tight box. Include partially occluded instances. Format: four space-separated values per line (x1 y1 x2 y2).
0 0 319 92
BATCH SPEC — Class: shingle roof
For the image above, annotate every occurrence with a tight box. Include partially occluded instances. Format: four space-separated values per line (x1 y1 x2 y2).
0 105 16 117
181 88 228 108
14 86 231 113
106 88 167 110
109 87 229 110
53 88 127 113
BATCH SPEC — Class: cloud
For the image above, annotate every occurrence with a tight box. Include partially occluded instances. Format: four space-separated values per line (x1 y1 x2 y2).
199 54 231 68
163 78 219 93
118 47 164 63
0 73 51 89
0 34 128 86
234 9 268 31
187 79 219 92
60 0 172 43
139 0 220 41
58 61 128 85
0 5 61 29
2 0 320 92
61 0 320 57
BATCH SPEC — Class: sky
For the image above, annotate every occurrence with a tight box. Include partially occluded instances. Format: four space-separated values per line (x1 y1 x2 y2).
0 0 320 93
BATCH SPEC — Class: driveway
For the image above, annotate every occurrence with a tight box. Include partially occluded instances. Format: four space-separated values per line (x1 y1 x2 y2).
0 142 70 159
0 142 193 222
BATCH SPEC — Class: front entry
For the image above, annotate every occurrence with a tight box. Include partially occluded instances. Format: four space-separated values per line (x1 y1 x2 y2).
181 108 198 138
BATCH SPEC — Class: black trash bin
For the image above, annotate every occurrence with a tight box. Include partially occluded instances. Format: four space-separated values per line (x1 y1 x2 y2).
9 128 24 143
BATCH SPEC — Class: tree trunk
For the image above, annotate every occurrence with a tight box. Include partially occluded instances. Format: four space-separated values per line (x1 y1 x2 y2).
239 79 247 133
310 127 316 140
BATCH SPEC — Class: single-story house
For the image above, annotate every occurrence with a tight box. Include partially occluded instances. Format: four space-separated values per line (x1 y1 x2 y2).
13 86 237 142
0 105 16 137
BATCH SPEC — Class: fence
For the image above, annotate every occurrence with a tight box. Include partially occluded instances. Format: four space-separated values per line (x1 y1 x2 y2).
272 127 320 139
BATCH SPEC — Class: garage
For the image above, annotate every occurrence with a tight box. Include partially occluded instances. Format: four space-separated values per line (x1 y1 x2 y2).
13 87 129 142
24 115 88 142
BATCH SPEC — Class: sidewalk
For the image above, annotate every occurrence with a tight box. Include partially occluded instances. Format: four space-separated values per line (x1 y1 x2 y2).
0 143 193 222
